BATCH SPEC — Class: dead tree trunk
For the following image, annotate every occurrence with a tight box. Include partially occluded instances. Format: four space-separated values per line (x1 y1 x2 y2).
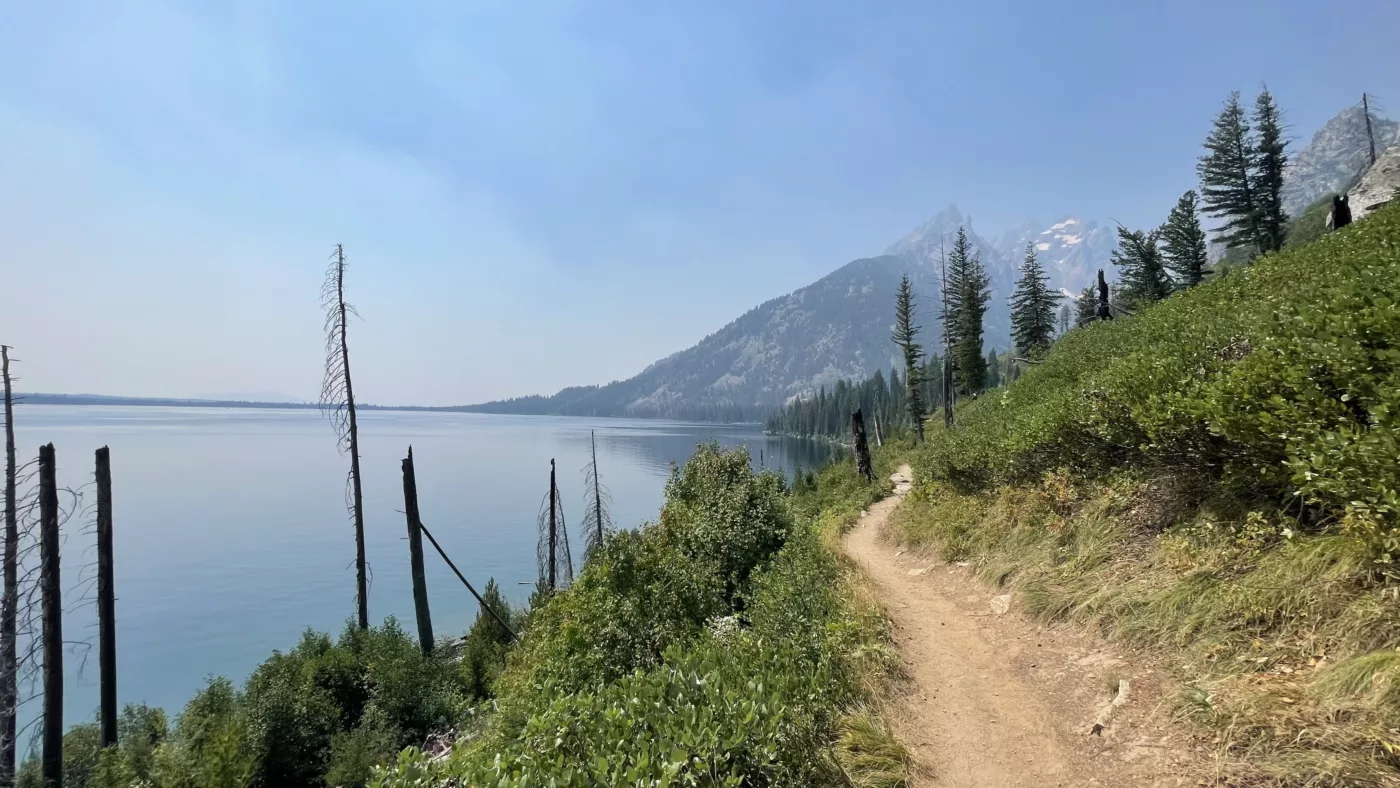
1 347 16 787
320 245 368 630
95 447 117 748
548 459 558 592
851 410 875 482
401 447 433 655
39 444 60 788
1363 93 1377 168
416 521 516 641
339 253 368 632
1096 270 1113 321
942 354 955 428
872 411 884 448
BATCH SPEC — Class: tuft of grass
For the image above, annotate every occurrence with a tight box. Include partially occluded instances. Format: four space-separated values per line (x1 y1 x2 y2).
834 707 910 788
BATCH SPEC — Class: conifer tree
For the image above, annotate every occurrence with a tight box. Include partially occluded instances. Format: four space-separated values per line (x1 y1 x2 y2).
1058 303 1072 336
985 349 1000 388
1075 286 1097 327
1112 227 1172 307
1198 92 1261 255
1009 243 1060 359
947 228 990 395
890 274 926 441
1253 87 1289 253
1160 190 1209 287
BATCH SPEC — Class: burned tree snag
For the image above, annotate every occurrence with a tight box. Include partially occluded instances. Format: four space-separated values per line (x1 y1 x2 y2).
548 459 558 591
401 447 433 655
851 410 875 482
1 346 16 786
1096 270 1113 321
95 447 117 748
320 244 369 630
872 411 884 448
39 444 60 788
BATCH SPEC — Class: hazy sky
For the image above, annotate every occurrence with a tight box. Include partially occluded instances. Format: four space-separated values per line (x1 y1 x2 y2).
2 0 1396 405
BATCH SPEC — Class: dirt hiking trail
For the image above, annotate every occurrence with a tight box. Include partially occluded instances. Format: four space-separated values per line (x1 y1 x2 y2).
845 466 1203 787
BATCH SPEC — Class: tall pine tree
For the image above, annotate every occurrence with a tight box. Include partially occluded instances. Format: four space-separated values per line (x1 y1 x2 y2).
1160 190 1209 287
1253 87 1289 253
1112 227 1172 307
890 274 926 441
1198 91 1260 255
985 349 1000 388
947 229 989 395
1058 302 1072 336
1009 243 1060 359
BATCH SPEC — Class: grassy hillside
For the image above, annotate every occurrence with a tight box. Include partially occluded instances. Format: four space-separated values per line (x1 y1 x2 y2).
891 203 1400 785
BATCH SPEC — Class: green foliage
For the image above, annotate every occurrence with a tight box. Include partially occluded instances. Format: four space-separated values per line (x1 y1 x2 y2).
765 366 929 441
891 274 927 441
21 620 480 788
62 723 102 788
1159 190 1209 287
459 578 517 700
1286 193 1336 249
371 444 902 788
1074 285 1096 328
1111 226 1171 306
1252 86 1289 253
915 201 1400 537
1009 243 1060 358
1198 90 1261 254
948 228 990 395
326 708 401 788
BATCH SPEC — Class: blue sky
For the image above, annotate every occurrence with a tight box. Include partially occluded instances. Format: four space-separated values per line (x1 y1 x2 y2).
2 0 1396 405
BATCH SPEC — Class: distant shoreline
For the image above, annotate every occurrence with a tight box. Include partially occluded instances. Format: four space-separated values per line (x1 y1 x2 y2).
15 393 764 425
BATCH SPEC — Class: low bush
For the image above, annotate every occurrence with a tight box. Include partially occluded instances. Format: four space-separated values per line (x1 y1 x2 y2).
916 202 1400 536
371 444 905 787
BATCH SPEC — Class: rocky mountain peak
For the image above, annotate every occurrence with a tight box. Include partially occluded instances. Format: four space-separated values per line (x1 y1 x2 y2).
1283 103 1399 216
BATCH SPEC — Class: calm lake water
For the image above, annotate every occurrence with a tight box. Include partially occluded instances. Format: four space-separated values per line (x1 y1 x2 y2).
10 405 834 734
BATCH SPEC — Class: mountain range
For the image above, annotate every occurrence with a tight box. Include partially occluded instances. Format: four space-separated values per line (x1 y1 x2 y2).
467 102 1396 421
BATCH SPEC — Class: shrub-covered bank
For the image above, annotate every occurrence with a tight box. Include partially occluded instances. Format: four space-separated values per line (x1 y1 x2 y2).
889 205 1400 786
372 443 907 787
28 444 909 788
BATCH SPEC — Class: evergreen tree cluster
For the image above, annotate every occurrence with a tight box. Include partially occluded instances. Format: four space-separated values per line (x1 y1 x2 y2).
946 229 991 396
1197 88 1290 257
1009 244 1061 359
764 358 954 440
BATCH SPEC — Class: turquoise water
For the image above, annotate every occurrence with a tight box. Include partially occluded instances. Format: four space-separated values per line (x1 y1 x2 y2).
9 406 833 735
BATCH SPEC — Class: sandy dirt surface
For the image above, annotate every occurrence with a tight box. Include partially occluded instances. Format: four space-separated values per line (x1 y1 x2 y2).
843 466 1206 788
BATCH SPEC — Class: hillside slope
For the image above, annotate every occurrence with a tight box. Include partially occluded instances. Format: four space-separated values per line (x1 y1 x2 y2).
890 202 1400 786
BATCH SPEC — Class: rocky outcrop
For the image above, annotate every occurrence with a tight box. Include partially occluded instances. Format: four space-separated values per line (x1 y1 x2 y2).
1347 143 1400 221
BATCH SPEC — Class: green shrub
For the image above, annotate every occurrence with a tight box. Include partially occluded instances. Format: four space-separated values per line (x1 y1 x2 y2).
459 579 517 700
371 444 896 787
914 203 1400 534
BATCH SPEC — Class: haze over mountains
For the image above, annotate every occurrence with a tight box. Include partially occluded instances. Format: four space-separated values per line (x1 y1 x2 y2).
466 101 1396 421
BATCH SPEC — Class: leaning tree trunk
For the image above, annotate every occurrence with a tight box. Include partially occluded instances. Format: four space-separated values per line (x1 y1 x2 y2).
401 447 433 654
1096 269 1113 321
95 447 117 748
39 444 61 788
871 411 883 448
0 347 16 787
851 410 875 483
320 245 368 629
341 267 368 631
548 460 558 591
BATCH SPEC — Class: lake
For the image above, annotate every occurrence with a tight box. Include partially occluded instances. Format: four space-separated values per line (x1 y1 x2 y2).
9 405 834 735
